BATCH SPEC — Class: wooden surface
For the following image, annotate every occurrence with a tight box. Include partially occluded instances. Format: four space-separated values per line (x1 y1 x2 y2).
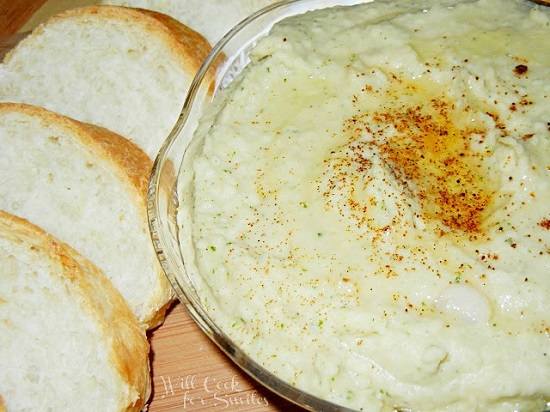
0 1 303 411
0 0 46 36
147 302 299 411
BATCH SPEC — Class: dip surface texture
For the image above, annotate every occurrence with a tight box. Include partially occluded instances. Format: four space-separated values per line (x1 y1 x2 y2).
185 0 550 410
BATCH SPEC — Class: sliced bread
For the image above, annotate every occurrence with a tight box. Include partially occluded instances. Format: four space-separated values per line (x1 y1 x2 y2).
0 210 150 411
0 5 211 160
0 102 172 329
100 0 278 44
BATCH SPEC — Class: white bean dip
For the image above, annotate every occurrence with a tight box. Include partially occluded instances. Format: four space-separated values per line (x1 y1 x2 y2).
184 0 550 410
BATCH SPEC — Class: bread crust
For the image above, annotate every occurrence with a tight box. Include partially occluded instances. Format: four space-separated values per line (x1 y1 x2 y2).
0 210 151 411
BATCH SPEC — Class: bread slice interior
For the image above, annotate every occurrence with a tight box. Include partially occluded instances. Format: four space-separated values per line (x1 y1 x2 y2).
0 102 172 329
0 210 151 411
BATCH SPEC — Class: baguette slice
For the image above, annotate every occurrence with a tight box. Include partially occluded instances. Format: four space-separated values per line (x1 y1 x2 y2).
0 5 211 160
0 210 150 411
100 0 278 44
0 102 172 329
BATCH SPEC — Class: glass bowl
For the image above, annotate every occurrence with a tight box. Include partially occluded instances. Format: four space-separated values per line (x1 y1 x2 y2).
147 1 365 410
148 0 550 411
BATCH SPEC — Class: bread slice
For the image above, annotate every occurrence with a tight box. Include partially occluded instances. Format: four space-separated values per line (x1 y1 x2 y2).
0 102 172 329
99 0 278 44
0 5 211 160
0 210 151 411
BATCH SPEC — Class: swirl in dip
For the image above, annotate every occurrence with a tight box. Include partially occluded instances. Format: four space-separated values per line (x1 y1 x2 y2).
183 0 550 410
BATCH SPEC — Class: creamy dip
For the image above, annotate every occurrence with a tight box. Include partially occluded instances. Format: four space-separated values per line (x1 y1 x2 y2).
183 0 550 410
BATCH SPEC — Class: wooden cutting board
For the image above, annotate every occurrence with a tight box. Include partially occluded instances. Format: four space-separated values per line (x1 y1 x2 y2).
147 302 300 411
0 1 303 410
